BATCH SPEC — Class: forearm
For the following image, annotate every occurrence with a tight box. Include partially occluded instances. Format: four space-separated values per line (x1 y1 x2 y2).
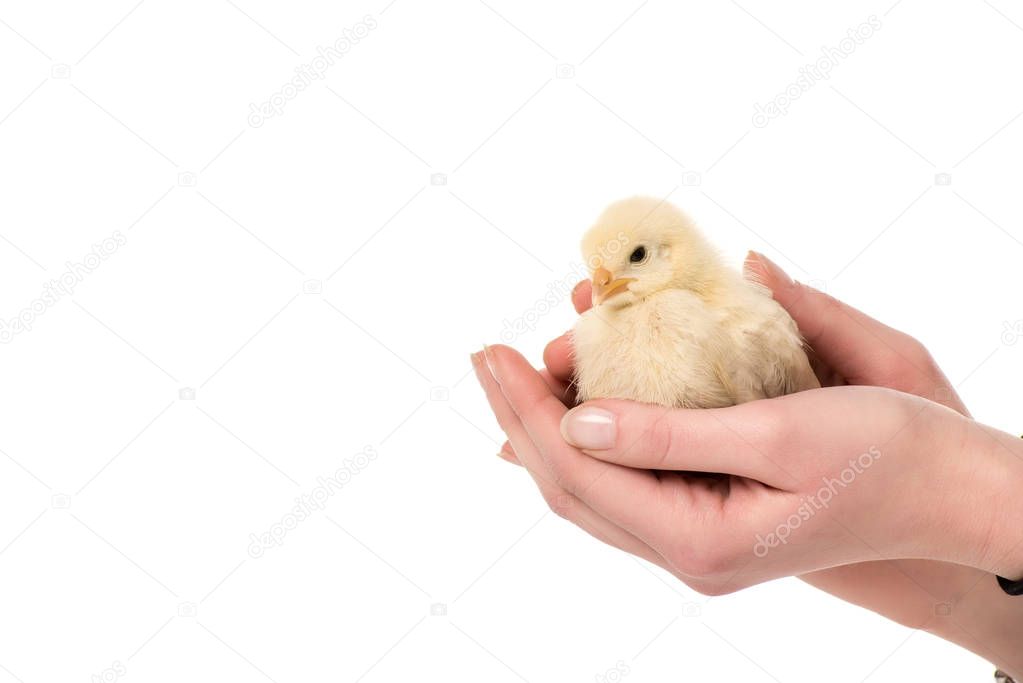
929 420 1023 678
803 419 1023 677
960 422 1023 581
925 566 1023 681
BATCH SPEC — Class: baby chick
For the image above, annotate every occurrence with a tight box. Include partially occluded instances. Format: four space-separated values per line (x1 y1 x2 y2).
572 197 819 408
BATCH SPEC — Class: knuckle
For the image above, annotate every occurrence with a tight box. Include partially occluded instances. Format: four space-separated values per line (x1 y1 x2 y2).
800 282 840 312
881 332 935 377
542 491 576 520
875 341 929 385
917 347 942 378
667 543 737 580
752 406 787 457
548 466 570 492
814 286 838 308
648 417 684 469
899 333 933 366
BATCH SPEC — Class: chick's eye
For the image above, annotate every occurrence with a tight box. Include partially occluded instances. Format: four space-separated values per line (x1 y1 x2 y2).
629 246 646 263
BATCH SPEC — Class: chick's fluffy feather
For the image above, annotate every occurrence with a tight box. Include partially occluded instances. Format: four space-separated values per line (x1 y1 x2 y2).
572 197 819 408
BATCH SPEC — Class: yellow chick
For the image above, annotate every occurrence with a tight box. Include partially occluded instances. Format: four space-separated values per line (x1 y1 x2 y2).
572 197 819 408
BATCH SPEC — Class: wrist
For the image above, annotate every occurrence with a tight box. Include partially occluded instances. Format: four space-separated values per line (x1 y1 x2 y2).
957 422 1023 578
927 566 1023 680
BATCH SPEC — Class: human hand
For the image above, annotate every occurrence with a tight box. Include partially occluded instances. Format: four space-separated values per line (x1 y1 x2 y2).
496 252 1011 627
475 339 1014 594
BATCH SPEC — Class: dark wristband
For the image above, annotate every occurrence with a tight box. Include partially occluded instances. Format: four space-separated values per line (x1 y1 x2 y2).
997 574 1023 595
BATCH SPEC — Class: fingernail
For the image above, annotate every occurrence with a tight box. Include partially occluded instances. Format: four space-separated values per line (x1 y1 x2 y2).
560 406 616 449
742 250 768 283
482 345 500 385
744 251 792 289
470 351 488 386
498 442 519 464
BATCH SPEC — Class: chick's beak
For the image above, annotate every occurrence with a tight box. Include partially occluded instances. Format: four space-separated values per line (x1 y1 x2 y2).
591 266 635 306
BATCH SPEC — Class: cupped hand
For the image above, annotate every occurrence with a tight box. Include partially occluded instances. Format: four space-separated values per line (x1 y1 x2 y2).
490 252 995 627
475 339 988 595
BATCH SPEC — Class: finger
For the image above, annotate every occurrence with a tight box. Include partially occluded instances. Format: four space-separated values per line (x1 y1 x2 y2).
743 252 931 385
484 345 676 549
539 368 575 406
563 497 671 570
572 280 592 314
543 332 574 384
472 352 669 566
745 252 971 415
473 351 559 487
543 280 593 384
805 346 844 388
498 440 521 465
559 399 797 488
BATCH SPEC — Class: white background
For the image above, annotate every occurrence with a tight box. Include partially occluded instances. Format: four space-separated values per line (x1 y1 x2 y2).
1 0 1022 681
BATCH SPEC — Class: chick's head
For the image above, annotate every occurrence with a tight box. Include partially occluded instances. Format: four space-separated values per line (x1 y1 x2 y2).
581 197 721 310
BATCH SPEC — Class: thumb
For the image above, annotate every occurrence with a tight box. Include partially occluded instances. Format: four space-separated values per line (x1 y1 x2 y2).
742 251 924 385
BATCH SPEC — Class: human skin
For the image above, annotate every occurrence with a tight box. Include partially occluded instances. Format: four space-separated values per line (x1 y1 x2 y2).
473 252 1023 677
